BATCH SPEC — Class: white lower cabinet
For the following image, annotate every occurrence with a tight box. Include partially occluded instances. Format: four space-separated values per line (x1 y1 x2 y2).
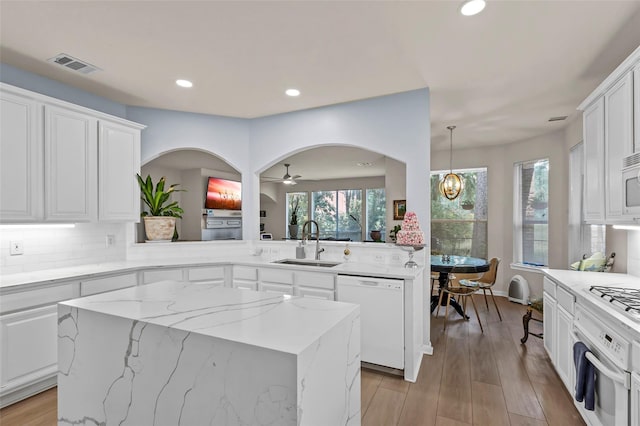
232 266 258 290
260 282 294 296
0 305 58 407
80 272 138 296
543 291 557 361
296 286 334 300
555 305 575 391
186 266 226 286
142 268 184 284
632 372 640 426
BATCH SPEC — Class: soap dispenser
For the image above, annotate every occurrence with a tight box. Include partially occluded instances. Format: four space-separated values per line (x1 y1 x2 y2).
296 241 306 259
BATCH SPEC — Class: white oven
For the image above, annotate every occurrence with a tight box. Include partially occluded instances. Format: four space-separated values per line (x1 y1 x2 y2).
622 159 640 217
572 305 631 426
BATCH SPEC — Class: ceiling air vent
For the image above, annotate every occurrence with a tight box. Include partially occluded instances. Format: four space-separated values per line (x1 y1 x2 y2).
548 116 568 122
47 53 101 75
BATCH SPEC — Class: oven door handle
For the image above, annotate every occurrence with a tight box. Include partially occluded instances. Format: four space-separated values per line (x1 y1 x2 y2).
572 331 631 389
584 352 631 389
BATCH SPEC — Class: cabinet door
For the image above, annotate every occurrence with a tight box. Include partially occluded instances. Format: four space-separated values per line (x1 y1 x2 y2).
543 292 557 362
44 105 97 221
583 97 605 223
632 372 640 426
634 64 640 154
98 121 141 221
0 305 57 388
0 89 42 221
555 305 574 392
604 72 634 221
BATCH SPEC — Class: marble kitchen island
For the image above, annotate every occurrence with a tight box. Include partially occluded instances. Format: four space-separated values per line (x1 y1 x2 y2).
57 281 361 426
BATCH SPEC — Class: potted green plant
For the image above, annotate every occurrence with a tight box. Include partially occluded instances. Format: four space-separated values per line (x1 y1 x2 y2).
288 198 299 239
389 224 401 243
136 174 185 242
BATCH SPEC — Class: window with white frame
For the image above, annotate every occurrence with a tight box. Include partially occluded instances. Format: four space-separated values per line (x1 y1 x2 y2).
431 168 488 258
311 189 363 241
514 159 549 266
366 188 386 240
568 143 605 263
286 192 308 238
287 188 386 241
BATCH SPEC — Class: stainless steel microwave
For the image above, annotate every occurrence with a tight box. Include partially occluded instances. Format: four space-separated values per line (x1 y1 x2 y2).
623 164 640 216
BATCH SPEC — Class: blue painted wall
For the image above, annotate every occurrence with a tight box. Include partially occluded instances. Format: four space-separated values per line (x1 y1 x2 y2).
0 62 127 118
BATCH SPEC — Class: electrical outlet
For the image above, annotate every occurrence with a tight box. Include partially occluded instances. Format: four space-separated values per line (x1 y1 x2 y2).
374 254 385 263
10 240 24 256
105 234 115 247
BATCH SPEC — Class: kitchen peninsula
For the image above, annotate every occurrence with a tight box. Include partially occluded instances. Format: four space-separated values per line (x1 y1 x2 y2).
57 281 360 426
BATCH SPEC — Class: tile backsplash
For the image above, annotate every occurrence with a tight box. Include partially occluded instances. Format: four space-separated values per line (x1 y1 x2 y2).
0 223 127 274
628 230 640 277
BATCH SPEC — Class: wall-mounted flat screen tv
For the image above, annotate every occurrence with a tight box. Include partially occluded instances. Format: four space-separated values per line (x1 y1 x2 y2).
205 177 242 210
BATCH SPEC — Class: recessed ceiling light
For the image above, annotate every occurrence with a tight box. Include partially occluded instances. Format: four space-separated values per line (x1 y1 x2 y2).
357 162 372 167
285 89 300 97
176 79 193 88
548 116 568 122
460 0 486 16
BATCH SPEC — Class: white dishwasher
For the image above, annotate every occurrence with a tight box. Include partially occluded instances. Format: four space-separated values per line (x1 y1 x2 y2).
336 275 404 370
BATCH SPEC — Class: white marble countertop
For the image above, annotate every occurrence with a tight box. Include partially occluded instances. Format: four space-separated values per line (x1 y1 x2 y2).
544 268 640 293
544 268 640 334
60 280 359 356
0 256 423 291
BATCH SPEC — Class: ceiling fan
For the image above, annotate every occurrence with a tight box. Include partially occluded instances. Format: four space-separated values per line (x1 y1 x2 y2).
263 163 302 185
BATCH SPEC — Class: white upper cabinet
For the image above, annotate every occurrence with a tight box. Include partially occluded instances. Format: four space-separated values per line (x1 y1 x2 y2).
603 71 634 222
98 120 141 221
0 89 42 222
582 97 605 223
0 83 144 224
44 105 98 222
634 63 640 154
579 45 640 225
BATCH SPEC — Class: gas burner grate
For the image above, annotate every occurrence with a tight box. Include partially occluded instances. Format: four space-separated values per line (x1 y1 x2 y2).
590 286 640 320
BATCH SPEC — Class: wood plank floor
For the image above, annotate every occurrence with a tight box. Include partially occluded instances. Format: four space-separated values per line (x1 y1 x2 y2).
0 296 584 426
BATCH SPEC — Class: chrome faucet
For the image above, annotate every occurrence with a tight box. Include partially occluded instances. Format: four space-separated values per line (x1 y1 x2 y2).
301 220 325 260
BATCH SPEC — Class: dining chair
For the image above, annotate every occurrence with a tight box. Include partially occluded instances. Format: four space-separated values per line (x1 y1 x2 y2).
459 257 502 321
435 264 484 333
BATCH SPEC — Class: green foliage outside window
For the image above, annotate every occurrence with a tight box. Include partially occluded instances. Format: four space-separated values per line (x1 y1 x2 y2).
431 169 488 258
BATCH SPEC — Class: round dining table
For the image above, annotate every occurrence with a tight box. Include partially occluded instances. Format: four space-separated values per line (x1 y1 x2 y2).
430 255 490 318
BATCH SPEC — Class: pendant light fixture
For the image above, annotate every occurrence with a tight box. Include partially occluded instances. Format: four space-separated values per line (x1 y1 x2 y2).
439 126 464 200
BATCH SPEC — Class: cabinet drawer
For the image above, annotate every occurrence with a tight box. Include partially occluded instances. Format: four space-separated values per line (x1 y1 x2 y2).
1 282 78 313
296 287 334 301
260 282 294 296
556 285 575 314
543 277 557 298
188 266 225 282
261 268 294 285
81 273 138 296
294 271 335 290
233 281 257 291
142 268 183 284
233 266 258 281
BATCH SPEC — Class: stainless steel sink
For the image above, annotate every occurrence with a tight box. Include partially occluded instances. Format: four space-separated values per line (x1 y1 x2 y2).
272 259 341 268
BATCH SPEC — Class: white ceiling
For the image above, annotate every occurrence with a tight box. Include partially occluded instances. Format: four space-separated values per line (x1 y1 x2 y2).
1 0 640 154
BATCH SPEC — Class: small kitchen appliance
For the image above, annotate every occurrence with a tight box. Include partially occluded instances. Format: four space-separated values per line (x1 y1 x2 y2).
508 275 529 305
